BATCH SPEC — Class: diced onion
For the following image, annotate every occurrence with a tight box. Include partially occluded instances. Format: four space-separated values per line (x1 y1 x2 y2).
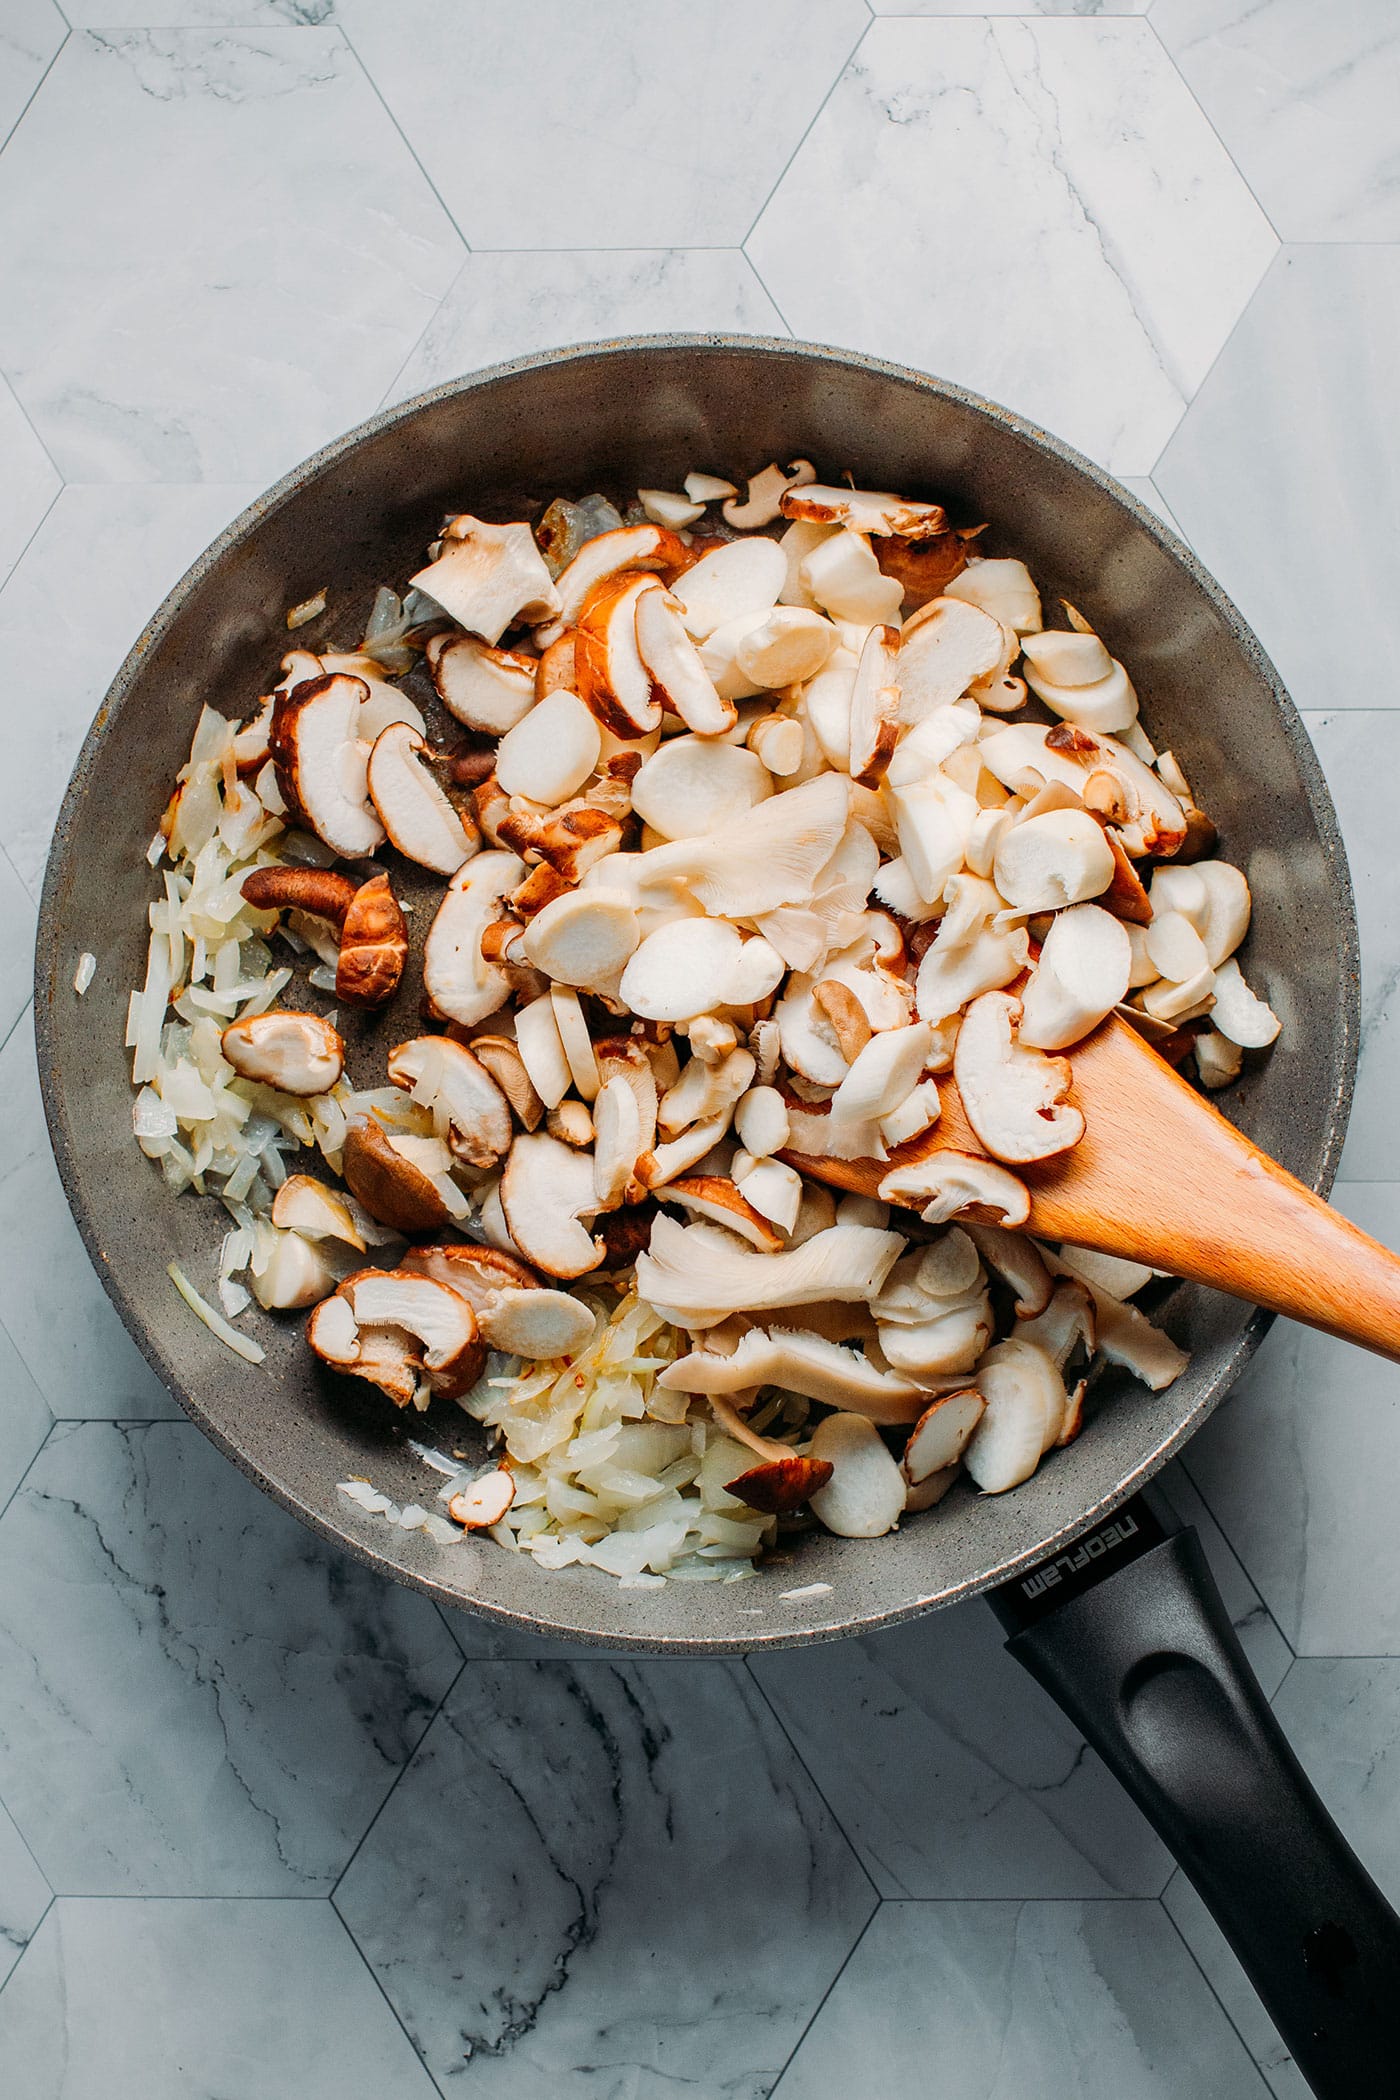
168 1262 265 1363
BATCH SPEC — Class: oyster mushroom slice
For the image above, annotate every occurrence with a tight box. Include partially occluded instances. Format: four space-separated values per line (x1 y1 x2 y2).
336 872 408 1009
592 1075 643 1212
953 990 1085 1165
807 1413 907 1537
1018 903 1132 1052
386 1037 513 1170
670 537 786 641
634 771 850 919
269 673 385 858
633 587 736 735
221 1012 343 1096
634 1216 904 1328
897 597 1007 723
410 515 560 644
499 1131 604 1280
944 558 1043 635
423 850 528 1027
553 522 690 627
665 1177 785 1254
366 723 478 876
495 689 602 806
878 1151 1032 1231
662 1326 928 1424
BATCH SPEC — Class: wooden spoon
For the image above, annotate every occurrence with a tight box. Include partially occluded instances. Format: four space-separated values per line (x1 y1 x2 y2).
786 1011 1400 1364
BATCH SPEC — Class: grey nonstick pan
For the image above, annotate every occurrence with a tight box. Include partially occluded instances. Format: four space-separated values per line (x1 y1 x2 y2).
34 338 1400 2093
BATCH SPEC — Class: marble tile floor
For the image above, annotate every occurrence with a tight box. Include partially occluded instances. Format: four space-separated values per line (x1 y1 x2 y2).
0 2 1396 2093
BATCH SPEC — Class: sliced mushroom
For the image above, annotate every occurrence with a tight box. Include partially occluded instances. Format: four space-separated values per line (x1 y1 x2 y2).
873 527 975 610
1021 629 1138 735
271 1175 366 1250
876 1294 991 1377
879 1078 943 1149
549 983 600 1101
847 623 902 786
512 991 572 1111
308 1267 483 1406
962 1223 1053 1320
658 1044 756 1136
666 1176 785 1253
993 808 1116 913
782 485 949 541
807 1413 906 1537
799 530 904 625
520 888 640 991
1090 1289 1188 1390
733 1084 791 1160
269 674 385 857
635 1112 735 1192
634 1215 904 1327
878 1151 1032 1230
633 771 850 920
724 1451 835 1516
575 572 666 737
495 688 603 806
499 1131 604 1279
1210 958 1280 1048
631 585 736 735
386 1036 513 1169
735 605 836 688
222 1011 343 1096
735 1156 803 1233
964 1337 1066 1492
592 1073 643 1211
249 1229 337 1311
1018 903 1132 1052
423 851 528 1028
630 736 771 842
802 646 860 771
663 1325 928 1424
915 921 1029 1027
336 872 409 1009
365 723 478 875
1194 1027 1244 1090
944 558 1042 635
620 918 750 1024
426 632 538 735
897 597 1007 723
639 488 705 530
953 991 1084 1165
547 1098 594 1147
669 537 786 641
341 1119 455 1236
890 774 979 904
830 1022 934 1124
240 865 358 927
553 522 689 627
902 1388 986 1483
1016 1278 1096 1372
449 1470 516 1528
410 515 560 644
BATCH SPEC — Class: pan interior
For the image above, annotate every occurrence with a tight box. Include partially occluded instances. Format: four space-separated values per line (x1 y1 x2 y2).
35 338 1356 1652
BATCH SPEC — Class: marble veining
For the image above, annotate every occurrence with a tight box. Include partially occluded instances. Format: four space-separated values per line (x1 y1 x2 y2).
1153 0 1400 242
747 16 1276 473
0 1420 461 1893
335 1660 875 2095
0 1799 48 1993
0 28 464 482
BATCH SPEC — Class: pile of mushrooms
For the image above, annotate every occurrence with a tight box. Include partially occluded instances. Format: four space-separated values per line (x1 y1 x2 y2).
135 457 1277 1561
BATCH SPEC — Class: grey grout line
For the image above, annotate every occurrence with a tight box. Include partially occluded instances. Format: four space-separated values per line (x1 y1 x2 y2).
374 264 463 415
0 24 68 159
0 1891 53 2007
337 24 473 261
0 368 65 492
328 1898 442 2096
766 1900 882 2097
1157 1886 1277 2092
738 13 872 250
1148 242 1286 486
329 1655 468 1907
1144 11 1287 247
741 1654 884 1913
0 1414 59 1534
0 480 62 603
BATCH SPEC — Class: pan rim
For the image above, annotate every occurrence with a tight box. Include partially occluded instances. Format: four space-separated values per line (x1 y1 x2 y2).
33 333 1359 1651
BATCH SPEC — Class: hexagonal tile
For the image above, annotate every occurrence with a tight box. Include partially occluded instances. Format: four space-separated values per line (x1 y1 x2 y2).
0 1899 438 2098
0 1011 176 1420
1299 710 1400 1181
0 1314 52 1512
0 0 64 149
0 28 463 482
0 377 57 591
335 0 869 249
772 1900 1267 2098
1184 1184 1400 1655
751 1600 1170 1899
1153 0 1400 242
387 249 786 407
0 482 260 896
0 1800 49 1991
1156 248 1400 719
335 1659 875 2094
873 0 1149 11
0 1420 461 1893
746 17 1276 474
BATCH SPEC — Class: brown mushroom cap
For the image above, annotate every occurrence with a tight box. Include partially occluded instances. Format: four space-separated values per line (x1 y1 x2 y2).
340 1118 454 1236
240 866 358 927
308 1266 485 1405
724 1455 834 1514
221 1011 344 1096
336 873 408 1009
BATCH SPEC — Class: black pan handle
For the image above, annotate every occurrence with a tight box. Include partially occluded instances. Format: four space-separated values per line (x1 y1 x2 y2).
988 1494 1400 2097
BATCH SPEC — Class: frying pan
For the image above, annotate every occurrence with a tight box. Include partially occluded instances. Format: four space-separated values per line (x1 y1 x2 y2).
34 339 1400 2092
